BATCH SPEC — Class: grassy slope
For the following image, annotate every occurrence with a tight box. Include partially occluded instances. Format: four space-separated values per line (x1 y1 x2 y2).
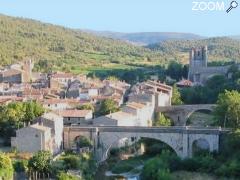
0 14 162 72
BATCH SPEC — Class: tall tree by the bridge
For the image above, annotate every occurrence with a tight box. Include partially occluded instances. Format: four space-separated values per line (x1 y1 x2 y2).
171 84 183 105
214 90 240 128
154 112 172 126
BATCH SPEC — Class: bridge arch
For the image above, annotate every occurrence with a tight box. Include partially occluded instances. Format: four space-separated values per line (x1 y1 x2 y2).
185 108 214 126
98 132 183 162
156 104 216 126
186 108 214 120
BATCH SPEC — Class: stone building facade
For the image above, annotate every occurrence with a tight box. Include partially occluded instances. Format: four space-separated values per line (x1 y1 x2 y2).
11 124 52 153
188 46 239 85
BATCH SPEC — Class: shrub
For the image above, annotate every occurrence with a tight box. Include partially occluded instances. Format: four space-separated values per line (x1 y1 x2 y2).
111 164 133 174
181 158 200 172
57 172 79 180
156 169 172 180
62 155 81 169
0 153 13 179
13 160 28 172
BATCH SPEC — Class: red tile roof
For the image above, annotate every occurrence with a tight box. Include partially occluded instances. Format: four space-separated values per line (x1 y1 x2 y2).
56 109 92 118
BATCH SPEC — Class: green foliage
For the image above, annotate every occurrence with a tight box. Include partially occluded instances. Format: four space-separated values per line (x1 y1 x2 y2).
0 14 162 72
141 151 178 180
110 155 146 174
171 84 183 105
98 99 120 116
61 155 81 169
166 61 187 81
76 103 94 111
153 112 172 126
148 37 240 62
28 151 52 174
75 136 92 149
181 67 240 104
58 153 96 180
111 164 133 174
13 160 28 173
57 172 80 180
0 101 45 144
214 90 240 128
0 153 14 179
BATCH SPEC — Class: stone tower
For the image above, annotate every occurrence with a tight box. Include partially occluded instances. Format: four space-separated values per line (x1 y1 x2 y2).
188 46 208 83
22 59 34 82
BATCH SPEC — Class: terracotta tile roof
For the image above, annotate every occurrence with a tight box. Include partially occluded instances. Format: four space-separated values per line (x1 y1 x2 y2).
57 109 92 118
126 102 146 109
51 73 73 79
0 96 23 104
1 69 22 77
176 79 193 87
146 81 171 90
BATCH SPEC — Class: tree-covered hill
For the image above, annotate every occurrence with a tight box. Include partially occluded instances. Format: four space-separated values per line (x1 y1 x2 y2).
0 14 240 73
0 14 163 71
147 37 240 63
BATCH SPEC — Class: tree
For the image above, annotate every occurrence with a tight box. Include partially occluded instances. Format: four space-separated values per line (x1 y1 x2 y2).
77 103 94 111
57 172 79 180
98 99 119 116
214 90 240 128
171 84 183 105
75 136 92 149
0 101 45 144
0 153 14 179
154 112 172 126
166 61 183 81
28 151 52 175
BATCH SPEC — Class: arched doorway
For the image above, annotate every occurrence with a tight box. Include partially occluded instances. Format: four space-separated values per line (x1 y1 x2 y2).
186 109 214 127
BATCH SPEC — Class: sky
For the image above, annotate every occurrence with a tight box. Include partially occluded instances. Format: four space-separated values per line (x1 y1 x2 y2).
0 0 239 37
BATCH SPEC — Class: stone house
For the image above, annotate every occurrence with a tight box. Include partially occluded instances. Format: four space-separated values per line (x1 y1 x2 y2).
57 109 93 125
11 124 52 153
0 60 33 84
36 112 64 154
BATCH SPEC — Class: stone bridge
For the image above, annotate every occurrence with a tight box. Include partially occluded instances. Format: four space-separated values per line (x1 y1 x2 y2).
63 126 228 162
156 104 216 126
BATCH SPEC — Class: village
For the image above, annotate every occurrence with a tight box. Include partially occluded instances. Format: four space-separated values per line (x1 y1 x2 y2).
0 58 176 155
